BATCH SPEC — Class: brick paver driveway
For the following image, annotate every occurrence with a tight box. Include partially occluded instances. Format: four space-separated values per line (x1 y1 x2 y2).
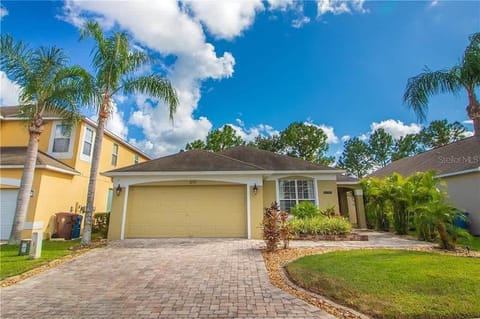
1 239 333 319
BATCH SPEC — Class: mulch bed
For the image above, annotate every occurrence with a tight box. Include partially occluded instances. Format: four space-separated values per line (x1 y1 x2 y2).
0 239 107 288
262 245 479 319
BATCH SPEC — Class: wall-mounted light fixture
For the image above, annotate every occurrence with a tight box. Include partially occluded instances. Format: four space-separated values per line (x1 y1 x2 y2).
253 183 258 195
30 189 35 198
115 184 122 196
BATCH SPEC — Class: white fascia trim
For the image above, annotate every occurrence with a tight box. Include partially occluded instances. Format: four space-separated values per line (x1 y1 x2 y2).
0 177 21 187
43 165 80 175
336 181 360 185
0 165 79 176
265 173 338 181
112 175 263 188
104 170 341 178
437 167 480 178
103 170 266 177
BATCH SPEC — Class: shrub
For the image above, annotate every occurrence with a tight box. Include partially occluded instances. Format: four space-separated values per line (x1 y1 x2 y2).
290 201 319 219
414 200 471 250
279 209 293 249
262 203 291 251
290 216 352 236
320 206 336 217
92 212 110 238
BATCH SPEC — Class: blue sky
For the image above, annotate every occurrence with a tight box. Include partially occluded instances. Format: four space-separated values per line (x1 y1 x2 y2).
0 0 478 159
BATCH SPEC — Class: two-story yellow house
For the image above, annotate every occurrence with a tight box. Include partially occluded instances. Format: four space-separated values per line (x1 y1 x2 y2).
0 106 150 240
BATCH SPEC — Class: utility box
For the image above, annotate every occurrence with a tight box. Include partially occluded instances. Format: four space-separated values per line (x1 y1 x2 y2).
29 231 43 259
18 239 31 256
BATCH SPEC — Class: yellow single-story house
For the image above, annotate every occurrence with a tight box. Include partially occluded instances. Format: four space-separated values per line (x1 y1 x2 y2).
105 146 367 240
0 106 150 240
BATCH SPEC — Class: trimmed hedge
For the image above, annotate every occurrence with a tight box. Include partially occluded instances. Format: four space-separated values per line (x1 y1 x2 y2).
290 216 352 236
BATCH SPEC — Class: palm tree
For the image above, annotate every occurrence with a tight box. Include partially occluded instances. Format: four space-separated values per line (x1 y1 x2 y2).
79 21 178 246
404 32 480 136
0 35 93 244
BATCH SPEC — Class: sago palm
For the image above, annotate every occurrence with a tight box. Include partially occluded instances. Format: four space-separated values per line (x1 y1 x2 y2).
0 35 93 244
404 32 480 135
79 21 178 246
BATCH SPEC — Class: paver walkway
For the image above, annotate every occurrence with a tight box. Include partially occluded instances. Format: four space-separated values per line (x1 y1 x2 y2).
1 239 333 319
289 230 435 248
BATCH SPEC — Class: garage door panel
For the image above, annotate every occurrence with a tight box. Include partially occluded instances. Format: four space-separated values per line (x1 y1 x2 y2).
126 185 246 238
0 189 18 240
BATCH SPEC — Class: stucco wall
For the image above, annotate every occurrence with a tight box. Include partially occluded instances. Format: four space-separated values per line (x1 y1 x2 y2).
250 185 264 239
262 181 276 210
444 172 480 235
317 180 340 214
108 187 124 240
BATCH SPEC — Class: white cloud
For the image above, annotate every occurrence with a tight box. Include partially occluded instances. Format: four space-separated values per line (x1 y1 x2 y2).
226 121 279 142
105 102 129 139
0 5 8 20
430 0 439 7
370 119 422 140
0 72 21 105
267 0 295 11
463 119 473 125
184 0 264 40
292 16 310 28
317 0 366 17
61 0 237 157
341 135 350 142
358 134 368 141
304 122 339 144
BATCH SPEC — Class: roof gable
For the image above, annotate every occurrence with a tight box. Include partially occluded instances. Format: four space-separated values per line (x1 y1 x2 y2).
370 136 480 178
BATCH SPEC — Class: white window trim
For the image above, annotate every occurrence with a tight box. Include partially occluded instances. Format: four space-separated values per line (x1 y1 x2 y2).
111 143 119 166
276 177 319 210
79 125 95 162
47 121 76 159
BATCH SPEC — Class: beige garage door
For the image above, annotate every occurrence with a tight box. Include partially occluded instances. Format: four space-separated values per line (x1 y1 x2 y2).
126 185 246 238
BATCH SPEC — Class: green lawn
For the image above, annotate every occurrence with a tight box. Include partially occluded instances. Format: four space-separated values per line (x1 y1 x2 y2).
458 235 480 251
0 239 81 280
286 250 480 319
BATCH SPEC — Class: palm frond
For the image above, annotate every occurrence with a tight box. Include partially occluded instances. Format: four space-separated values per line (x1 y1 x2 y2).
122 74 178 119
80 21 108 70
462 32 480 86
0 34 33 88
403 68 461 121
124 50 151 74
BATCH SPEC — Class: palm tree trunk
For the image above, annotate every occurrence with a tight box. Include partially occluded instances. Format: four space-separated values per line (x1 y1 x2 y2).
8 122 43 245
466 88 480 136
81 105 108 246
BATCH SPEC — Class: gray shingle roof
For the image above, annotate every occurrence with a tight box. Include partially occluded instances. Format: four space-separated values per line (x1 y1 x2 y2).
370 136 480 178
0 147 79 174
220 146 335 171
106 146 341 174
108 149 264 173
